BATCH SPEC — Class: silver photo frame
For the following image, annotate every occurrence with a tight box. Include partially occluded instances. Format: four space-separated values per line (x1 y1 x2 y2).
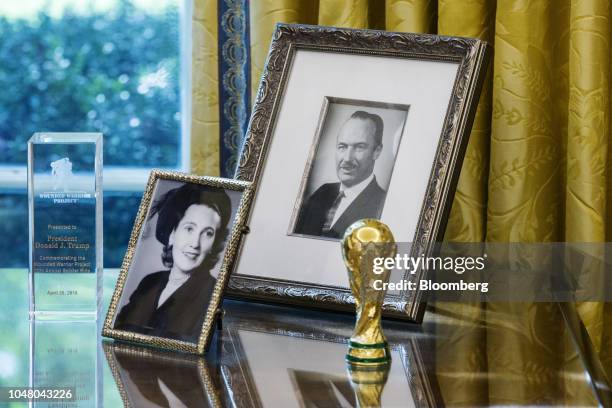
229 23 491 321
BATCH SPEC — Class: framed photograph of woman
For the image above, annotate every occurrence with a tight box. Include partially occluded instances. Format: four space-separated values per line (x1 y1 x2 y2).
103 171 252 354
229 24 491 322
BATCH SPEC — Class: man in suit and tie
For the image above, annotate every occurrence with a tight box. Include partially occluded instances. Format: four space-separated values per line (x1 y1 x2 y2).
294 110 387 239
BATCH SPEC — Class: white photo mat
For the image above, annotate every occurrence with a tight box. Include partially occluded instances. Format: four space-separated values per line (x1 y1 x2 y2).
234 50 459 289
229 24 491 321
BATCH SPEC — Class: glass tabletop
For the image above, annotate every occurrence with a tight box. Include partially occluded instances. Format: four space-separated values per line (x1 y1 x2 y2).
0 268 609 407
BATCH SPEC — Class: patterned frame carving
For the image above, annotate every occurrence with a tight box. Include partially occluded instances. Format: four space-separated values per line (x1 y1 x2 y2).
230 23 491 321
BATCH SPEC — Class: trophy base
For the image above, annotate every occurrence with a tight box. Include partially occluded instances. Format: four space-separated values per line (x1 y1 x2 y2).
345 340 391 366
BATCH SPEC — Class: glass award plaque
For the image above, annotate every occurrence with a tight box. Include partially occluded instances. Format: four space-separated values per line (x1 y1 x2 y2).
30 320 102 407
28 133 102 319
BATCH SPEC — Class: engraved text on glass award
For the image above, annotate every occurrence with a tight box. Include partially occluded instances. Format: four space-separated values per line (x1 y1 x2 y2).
28 133 103 318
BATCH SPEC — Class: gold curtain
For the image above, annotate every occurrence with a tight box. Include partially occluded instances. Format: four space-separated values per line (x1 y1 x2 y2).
191 0 220 176
192 0 611 402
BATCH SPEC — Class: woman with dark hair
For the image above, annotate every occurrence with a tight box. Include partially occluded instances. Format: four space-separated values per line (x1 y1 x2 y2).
114 183 232 342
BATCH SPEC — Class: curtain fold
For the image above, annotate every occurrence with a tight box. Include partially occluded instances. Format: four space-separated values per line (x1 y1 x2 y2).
567 0 609 245
318 0 369 28
192 0 612 394
387 0 436 33
567 0 609 353
487 2 566 403
435 1 493 406
441 0 493 244
191 0 220 176
250 1 319 107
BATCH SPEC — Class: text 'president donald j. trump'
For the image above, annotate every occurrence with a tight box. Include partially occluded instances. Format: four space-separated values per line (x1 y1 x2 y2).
294 110 387 239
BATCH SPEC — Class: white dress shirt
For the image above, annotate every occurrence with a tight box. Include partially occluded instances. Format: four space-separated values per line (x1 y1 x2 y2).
330 174 374 226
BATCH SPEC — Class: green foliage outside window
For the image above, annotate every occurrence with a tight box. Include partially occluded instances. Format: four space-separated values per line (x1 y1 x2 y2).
0 1 180 166
0 1 181 268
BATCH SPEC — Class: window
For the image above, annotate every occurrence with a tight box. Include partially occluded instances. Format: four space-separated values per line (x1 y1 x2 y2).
0 0 189 267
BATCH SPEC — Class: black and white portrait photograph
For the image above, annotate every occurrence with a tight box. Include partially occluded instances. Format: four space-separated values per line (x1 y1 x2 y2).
105 173 251 351
291 98 409 240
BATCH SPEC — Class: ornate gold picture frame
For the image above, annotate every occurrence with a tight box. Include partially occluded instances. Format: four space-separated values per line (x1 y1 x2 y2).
229 24 491 321
103 170 252 354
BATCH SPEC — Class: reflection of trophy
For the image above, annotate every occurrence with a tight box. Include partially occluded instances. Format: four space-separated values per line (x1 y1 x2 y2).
347 364 390 408
342 219 396 366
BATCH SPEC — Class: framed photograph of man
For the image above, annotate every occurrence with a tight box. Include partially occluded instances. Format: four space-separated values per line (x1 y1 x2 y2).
290 97 409 240
229 24 491 321
103 171 252 354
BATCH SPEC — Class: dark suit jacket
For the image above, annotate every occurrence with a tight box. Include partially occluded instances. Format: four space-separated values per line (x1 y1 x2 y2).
294 177 387 239
114 270 216 342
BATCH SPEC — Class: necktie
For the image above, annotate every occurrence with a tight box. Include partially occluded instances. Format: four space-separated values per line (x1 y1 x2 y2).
322 190 345 232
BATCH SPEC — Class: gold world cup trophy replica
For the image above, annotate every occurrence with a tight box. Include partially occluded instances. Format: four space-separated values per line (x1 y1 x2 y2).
342 219 397 365
342 219 396 407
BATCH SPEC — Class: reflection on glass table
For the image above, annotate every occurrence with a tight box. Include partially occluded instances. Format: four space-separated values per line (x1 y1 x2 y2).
30 320 101 407
0 269 610 407
218 305 440 408
0 269 119 408
103 342 219 408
